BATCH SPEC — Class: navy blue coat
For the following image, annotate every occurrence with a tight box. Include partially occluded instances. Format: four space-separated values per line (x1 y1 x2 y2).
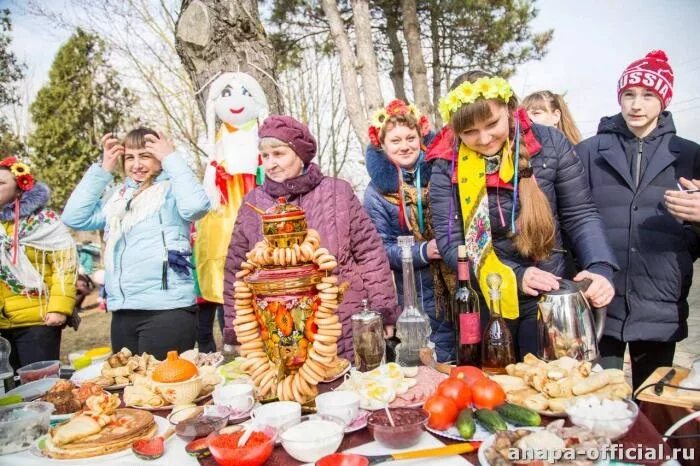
429 124 618 321
576 112 700 342
363 138 457 363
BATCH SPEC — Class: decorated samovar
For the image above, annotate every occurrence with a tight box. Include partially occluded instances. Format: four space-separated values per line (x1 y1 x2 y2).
232 198 344 404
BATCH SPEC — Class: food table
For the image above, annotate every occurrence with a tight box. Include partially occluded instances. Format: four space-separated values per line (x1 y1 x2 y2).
0 371 678 466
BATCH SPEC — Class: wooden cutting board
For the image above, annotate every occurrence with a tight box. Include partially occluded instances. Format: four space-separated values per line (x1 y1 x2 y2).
636 366 700 409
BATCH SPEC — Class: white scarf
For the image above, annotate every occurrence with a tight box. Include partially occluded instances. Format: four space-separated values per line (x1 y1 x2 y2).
0 210 76 302
102 181 170 271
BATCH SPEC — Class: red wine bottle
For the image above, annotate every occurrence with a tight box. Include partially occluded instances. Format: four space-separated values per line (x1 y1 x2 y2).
455 245 481 366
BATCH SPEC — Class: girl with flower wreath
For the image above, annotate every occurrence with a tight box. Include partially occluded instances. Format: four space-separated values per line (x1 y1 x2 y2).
427 71 618 359
363 99 458 362
0 157 77 370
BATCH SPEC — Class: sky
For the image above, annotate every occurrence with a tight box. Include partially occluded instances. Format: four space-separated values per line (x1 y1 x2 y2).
4 0 700 142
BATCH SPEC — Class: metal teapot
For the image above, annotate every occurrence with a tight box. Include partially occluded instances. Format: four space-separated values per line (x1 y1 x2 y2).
537 279 606 362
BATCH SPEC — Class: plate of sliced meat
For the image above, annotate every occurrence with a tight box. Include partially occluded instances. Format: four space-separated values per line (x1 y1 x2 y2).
389 366 447 408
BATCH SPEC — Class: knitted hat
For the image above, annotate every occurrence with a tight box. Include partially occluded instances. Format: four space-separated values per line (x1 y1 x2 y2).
617 50 674 108
258 115 317 165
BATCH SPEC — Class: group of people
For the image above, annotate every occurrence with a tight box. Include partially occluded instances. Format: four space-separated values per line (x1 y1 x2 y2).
1 50 697 391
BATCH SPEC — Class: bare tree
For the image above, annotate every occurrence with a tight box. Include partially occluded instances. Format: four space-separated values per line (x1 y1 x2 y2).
175 0 282 119
350 0 383 114
23 0 208 161
401 0 431 120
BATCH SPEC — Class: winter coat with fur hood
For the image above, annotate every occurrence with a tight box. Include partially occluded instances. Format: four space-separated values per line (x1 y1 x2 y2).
0 183 76 329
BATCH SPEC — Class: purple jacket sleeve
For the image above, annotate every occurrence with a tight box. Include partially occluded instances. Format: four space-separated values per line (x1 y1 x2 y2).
222 204 254 346
345 185 400 325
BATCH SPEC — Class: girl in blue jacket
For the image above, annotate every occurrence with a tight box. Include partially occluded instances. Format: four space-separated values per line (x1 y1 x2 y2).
363 100 456 362
62 127 210 358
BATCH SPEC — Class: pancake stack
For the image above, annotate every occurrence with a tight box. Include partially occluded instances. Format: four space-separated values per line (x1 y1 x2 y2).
45 408 157 459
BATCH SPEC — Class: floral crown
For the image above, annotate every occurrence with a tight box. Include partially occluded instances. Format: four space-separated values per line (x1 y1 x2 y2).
368 99 430 147
0 157 35 192
438 77 514 123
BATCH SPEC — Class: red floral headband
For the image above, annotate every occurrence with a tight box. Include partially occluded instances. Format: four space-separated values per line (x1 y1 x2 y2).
368 99 431 147
0 157 36 192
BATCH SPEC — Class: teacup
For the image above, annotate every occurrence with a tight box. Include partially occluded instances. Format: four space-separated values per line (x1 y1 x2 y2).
315 390 360 426
251 401 301 430
212 383 255 413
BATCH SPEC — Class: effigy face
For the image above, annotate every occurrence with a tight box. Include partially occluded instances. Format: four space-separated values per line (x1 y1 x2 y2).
212 72 268 127
233 198 344 404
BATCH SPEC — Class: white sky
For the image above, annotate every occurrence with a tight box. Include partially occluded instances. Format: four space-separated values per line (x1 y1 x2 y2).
5 0 700 142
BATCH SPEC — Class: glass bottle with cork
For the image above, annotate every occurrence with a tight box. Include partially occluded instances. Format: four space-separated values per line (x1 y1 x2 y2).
454 245 481 366
394 236 431 367
481 272 516 374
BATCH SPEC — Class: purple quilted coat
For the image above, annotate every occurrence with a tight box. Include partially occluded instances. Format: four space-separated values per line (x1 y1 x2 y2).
223 163 399 359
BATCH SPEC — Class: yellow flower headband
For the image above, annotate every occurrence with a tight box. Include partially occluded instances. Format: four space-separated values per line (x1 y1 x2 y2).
438 77 514 123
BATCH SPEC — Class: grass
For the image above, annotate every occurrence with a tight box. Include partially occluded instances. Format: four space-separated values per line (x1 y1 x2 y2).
59 293 223 363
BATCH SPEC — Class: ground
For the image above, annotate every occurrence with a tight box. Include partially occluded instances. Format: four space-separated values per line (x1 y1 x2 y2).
60 266 700 378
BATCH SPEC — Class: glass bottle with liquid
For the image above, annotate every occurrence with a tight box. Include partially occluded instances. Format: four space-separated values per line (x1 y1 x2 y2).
454 245 481 366
394 236 432 367
481 272 516 374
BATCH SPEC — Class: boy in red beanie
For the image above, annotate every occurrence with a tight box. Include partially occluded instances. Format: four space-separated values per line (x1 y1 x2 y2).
576 51 700 389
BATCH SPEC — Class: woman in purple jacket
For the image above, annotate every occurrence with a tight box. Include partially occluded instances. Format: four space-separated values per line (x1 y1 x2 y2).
223 115 398 360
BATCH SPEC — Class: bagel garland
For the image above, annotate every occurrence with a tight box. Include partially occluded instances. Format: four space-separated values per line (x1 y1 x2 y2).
232 227 345 404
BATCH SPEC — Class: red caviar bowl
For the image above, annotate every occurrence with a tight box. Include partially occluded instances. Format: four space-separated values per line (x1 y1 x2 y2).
206 426 277 466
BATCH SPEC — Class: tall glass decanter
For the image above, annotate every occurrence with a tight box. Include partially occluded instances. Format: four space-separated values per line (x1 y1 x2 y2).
394 236 432 367
481 272 516 374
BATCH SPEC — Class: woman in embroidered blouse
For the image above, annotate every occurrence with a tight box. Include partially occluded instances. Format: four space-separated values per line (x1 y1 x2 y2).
0 157 77 369
428 71 617 359
62 128 210 359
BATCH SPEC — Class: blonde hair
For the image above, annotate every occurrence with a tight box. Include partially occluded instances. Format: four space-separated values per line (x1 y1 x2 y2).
449 71 556 261
523 91 582 144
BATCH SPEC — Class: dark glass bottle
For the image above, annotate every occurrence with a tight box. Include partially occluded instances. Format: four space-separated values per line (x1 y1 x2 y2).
481 272 516 374
455 245 481 366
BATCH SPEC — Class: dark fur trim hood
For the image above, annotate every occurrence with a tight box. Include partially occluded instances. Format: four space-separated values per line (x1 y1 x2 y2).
0 182 50 222
365 132 435 194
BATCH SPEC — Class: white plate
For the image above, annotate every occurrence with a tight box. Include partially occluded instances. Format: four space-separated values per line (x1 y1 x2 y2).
477 427 544 466
125 392 212 411
69 364 130 390
50 412 73 423
344 409 370 433
427 419 540 442
29 415 171 463
7 377 60 400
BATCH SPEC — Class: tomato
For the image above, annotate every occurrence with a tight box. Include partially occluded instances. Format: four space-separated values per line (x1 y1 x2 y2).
450 366 487 388
436 378 472 410
471 378 506 409
423 394 459 430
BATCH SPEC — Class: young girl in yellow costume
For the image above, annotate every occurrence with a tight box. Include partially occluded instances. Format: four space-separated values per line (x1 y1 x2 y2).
427 71 617 359
0 157 76 369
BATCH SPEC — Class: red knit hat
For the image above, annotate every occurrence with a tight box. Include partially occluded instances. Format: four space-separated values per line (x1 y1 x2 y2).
617 50 674 108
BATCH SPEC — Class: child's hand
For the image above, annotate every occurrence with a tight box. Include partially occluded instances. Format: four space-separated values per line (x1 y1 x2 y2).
101 133 123 172
144 132 175 161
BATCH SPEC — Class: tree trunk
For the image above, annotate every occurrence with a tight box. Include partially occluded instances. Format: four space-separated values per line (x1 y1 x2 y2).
429 1 442 127
383 2 407 102
320 0 369 146
401 0 432 123
350 0 383 114
175 0 281 120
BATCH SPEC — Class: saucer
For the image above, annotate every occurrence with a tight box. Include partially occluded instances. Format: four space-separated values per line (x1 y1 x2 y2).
344 409 370 433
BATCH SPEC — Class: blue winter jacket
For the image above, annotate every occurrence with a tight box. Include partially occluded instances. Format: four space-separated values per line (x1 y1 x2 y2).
576 112 700 342
429 124 619 319
363 136 457 363
62 152 210 311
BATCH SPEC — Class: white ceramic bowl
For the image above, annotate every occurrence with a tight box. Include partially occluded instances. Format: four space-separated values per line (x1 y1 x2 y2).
279 414 345 463
153 376 203 405
567 398 639 440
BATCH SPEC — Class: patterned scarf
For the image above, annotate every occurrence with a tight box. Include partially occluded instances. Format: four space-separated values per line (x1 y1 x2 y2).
456 141 519 318
383 183 456 319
